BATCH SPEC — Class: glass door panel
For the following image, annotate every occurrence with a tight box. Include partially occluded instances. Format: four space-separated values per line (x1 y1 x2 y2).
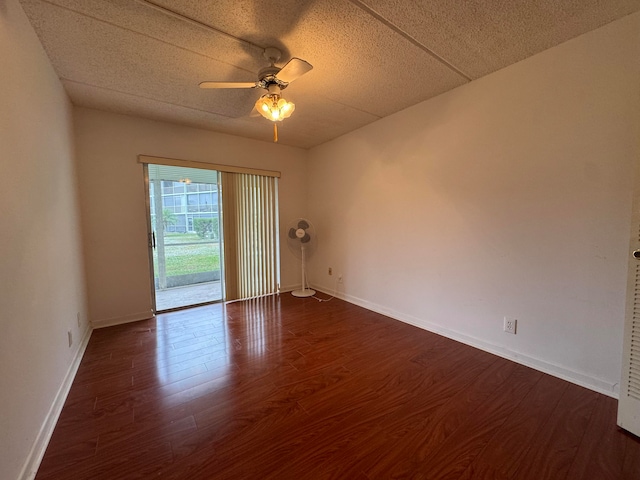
146 165 223 311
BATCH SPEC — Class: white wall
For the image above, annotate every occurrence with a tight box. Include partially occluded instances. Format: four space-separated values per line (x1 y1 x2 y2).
307 13 640 396
73 108 308 327
0 1 89 479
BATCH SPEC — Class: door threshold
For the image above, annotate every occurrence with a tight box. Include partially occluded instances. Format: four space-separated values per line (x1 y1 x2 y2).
156 298 224 314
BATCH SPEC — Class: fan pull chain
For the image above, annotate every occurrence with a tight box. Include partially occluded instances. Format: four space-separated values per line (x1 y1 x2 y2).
273 123 278 143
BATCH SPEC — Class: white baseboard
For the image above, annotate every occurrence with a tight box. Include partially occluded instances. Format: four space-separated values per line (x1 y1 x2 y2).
314 286 619 399
91 310 154 329
19 326 93 480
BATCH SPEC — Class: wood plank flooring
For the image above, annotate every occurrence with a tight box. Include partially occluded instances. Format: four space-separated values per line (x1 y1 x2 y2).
36 294 640 479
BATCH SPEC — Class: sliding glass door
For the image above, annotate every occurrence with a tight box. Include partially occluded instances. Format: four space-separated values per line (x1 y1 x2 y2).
145 164 223 311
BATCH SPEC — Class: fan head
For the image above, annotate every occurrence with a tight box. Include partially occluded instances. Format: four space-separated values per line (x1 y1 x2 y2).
286 218 316 259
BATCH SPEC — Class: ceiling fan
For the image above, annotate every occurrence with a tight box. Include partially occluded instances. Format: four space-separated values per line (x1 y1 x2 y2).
200 47 313 142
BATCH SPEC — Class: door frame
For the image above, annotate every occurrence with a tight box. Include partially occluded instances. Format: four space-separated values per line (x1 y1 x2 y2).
143 164 158 313
142 163 225 313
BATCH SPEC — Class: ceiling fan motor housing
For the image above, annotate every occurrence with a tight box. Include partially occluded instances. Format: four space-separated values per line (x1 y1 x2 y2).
257 66 289 89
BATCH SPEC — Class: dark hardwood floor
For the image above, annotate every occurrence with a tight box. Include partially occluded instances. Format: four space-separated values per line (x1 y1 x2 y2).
36 294 640 479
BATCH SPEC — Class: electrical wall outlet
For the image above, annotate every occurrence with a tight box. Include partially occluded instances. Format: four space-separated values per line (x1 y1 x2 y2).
504 317 517 334
68 330 73 347
328 267 333 275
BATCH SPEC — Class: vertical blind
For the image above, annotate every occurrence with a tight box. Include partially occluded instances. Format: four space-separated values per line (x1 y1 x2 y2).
221 172 280 301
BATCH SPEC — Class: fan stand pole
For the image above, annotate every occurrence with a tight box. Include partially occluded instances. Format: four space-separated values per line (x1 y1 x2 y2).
292 245 315 298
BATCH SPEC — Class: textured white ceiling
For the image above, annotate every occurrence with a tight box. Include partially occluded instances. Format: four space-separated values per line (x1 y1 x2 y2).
19 0 640 148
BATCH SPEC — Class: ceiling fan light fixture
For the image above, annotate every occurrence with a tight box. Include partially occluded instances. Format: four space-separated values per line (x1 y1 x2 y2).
255 93 295 122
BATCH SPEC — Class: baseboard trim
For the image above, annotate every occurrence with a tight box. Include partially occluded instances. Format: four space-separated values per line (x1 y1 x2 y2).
19 326 93 480
91 310 154 329
315 286 619 399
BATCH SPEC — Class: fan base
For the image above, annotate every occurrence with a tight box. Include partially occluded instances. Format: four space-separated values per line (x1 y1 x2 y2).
291 289 316 298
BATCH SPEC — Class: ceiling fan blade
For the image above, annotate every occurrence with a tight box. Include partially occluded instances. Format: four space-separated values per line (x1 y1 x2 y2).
199 81 257 89
276 58 313 84
288 228 297 239
301 233 311 243
298 220 309 229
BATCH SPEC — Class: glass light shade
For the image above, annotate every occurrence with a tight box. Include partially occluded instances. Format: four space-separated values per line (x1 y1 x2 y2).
255 94 295 122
